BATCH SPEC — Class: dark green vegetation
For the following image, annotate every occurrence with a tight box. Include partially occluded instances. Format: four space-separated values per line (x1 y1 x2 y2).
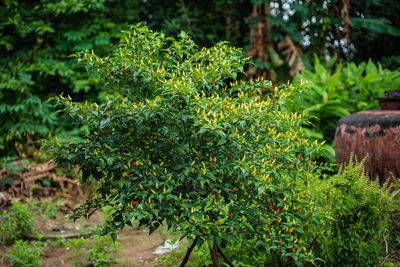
0 0 145 156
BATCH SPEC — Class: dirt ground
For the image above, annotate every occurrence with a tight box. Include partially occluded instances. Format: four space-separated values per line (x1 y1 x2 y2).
39 228 165 267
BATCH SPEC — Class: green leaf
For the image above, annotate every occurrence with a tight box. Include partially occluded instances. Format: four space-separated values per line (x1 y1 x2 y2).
65 31 86 41
217 138 227 146
350 18 400 36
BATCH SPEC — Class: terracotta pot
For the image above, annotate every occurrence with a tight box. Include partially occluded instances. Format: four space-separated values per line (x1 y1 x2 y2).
335 110 400 185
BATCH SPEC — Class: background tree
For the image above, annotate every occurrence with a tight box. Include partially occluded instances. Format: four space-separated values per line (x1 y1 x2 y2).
0 0 144 157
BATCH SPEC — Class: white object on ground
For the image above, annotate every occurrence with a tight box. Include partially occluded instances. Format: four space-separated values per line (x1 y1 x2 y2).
153 239 179 255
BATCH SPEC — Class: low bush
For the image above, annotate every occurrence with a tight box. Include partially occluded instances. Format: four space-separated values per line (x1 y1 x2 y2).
6 240 45 267
66 235 121 266
0 200 36 244
308 156 398 266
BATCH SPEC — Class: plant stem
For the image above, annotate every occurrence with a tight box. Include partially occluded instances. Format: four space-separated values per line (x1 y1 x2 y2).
209 238 219 267
217 245 234 267
179 236 199 267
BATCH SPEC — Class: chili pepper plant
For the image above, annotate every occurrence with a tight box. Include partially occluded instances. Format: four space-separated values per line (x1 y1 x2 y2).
45 24 325 266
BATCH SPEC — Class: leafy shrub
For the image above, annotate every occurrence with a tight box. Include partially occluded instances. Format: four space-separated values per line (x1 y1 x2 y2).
293 56 400 162
86 235 122 266
0 201 36 244
66 235 121 266
6 240 45 267
308 156 396 265
65 237 88 266
45 24 326 265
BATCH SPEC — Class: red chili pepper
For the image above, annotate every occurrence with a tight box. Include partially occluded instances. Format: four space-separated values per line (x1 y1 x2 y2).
271 154 275 157
109 73 112 77
243 229 247 232
211 116 214 120
103 130 107 135
155 135 158 140
276 208 280 214
212 81 215 85
228 153 232 159
211 163 214 168
269 205 273 210
131 201 137 205
221 107 225 112
126 171 130 175
197 152 200 158
229 189 234 193
208 103 211 108
159 61 162 66
276 218 279 223
288 227 293 233
273 201 276 207
237 130 240 134
106 112 109 117
293 246 298 250
279 240 282 245
271 122 274 124
258 121 261 125
238 112 242 117
194 169 197 174
227 213 231 217
124 68 129 73
125 177 128 181
133 161 137 166
273 99 277 104
213 194 215 199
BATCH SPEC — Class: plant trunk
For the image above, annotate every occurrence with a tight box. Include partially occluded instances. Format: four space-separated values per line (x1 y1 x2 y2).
209 238 219 267
180 236 200 267
217 246 234 267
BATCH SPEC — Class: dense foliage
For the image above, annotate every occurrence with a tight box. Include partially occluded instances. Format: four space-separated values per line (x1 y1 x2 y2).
0 0 144 156
45 25 326 265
